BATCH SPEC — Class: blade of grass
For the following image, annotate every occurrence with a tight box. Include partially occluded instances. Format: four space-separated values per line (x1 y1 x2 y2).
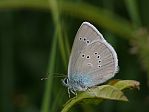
57 24 67 69
51 88 65 112
41 0 67 112
61 21 70 61
49 0 67 69
41 28 58 112
125 0 141 27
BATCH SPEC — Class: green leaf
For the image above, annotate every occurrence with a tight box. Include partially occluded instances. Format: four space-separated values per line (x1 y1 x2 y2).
61 85 127 112
61 80 140 112
108 80 140 90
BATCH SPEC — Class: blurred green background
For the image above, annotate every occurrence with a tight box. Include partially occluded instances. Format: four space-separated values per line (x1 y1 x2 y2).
0 0 149 112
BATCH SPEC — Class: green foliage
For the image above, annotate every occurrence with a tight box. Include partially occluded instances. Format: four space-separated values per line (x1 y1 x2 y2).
0 0 148 112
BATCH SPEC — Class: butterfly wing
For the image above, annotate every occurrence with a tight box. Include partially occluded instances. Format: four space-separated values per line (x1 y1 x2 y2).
74 40 118 87
68 22 105 77
68 22 118 87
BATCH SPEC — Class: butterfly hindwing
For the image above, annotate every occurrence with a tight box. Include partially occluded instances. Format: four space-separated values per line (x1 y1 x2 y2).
74 41 118 86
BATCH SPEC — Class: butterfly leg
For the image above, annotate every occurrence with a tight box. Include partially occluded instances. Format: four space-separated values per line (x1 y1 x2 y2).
87 88 91 92
87 86 97 96
70 88 77 96
86 87 91 93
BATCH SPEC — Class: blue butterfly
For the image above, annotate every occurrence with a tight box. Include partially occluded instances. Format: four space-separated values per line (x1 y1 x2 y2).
63 22 118 96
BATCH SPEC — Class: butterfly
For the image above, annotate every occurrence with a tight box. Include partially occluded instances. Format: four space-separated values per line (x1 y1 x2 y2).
63 22 118 96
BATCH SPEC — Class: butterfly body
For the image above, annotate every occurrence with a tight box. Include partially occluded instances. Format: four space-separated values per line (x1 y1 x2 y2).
65 73 95 91
63 22 118 95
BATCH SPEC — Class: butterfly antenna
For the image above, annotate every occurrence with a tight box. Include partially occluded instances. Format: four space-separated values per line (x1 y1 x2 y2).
41 77 48 80
41 73 66 80
47 73 66 77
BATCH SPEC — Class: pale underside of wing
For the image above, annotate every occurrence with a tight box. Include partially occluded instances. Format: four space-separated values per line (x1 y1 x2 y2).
68 22 105 76
72 40 118 87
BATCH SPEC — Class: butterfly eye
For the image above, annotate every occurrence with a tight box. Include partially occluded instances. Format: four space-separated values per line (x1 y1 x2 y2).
86 55 90 59
63 78 68 86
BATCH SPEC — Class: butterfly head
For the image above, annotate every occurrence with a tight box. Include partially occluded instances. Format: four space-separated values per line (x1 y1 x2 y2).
62 77 76 90
62 77 69 87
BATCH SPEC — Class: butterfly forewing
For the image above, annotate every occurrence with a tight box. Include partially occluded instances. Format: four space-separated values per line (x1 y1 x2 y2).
68 22 105 77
